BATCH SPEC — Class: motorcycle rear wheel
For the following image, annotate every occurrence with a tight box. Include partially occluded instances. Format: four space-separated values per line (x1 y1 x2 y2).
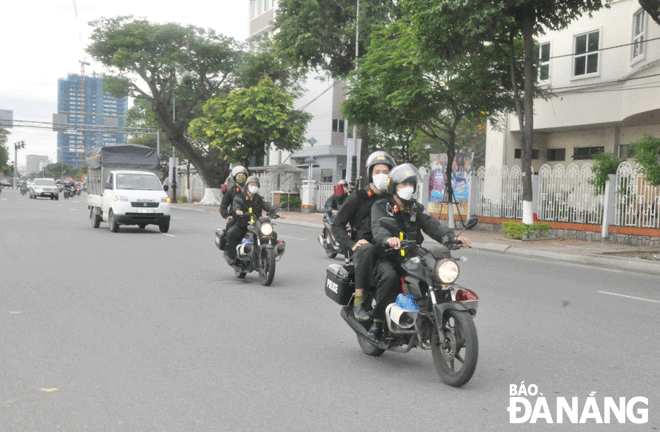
357 333 385 357
258 248 276 286
431 310 478 387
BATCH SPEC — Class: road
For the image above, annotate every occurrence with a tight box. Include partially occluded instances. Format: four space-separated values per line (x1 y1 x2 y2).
1 189 658 431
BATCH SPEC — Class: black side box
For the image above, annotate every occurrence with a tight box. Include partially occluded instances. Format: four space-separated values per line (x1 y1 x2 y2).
325 264 355 306
215 228 226 250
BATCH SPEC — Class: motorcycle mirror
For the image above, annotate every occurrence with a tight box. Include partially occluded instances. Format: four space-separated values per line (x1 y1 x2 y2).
454 217 479 238
379 217 400 236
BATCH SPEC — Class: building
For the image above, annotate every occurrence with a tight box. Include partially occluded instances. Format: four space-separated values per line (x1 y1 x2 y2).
486 0 660 172
56 74 128 168
26 155 50 176
249 0 350 184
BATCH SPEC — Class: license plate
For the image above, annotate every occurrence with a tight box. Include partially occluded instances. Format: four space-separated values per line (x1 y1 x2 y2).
137 209 155 214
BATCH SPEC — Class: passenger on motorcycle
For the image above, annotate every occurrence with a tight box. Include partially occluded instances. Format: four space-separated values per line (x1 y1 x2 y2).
225 176 281 265
370 163 472 336
331 151 396 323
323 179 349 221
220 166 250 238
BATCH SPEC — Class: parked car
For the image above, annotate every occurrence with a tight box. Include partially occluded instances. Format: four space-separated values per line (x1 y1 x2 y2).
29 178 60 200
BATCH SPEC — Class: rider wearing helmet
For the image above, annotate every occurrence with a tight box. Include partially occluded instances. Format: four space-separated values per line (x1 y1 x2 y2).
221 166 250 220
323 179 349 221
225 176 280 265
331 151 396 323
369 163 472 335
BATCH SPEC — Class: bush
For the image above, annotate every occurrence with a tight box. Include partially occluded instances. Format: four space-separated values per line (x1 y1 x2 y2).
590 152 625 190
501 221 551 240
631 134 660 186
279 195 301 208
178 195 187 203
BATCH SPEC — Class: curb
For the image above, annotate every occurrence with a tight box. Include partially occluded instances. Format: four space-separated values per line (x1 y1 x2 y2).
472 243 660 277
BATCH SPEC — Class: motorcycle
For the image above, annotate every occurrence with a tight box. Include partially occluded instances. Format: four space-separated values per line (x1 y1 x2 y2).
63 185 76 199
215 213 286 286
20 185 28 195
324 216 480 387
317 214 348 258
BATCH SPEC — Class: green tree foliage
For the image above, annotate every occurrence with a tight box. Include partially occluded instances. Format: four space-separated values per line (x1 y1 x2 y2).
638 0 660 24
188 77 311 166
0 127 9 175
590 152 624 190
343 16 509 200
87 17 244 188
631 134 660 186
237 39 304 96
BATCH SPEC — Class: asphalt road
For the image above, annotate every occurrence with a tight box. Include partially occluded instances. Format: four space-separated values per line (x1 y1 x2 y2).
1 189 658 431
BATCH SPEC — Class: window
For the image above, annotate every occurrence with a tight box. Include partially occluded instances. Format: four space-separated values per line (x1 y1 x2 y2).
573 146 604 160
573 30 600 77
547 148 566 162
321 169 333 183
537 42 551 82
514 149 539 159
332 119 345 133
617 144 633 158
632 10 646 61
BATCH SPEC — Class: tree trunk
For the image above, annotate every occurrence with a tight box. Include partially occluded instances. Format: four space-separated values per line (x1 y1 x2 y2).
444 129 457 228
521 11 535 225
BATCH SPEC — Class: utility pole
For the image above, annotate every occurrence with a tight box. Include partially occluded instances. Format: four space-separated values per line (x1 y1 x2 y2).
13 141 25 187
171 68 178 203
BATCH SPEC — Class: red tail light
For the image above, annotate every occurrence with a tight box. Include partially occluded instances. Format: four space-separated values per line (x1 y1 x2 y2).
456 289 479 301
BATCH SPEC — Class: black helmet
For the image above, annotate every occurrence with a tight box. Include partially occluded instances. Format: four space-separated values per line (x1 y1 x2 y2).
231 165 249 180
366 151 395 179
245 176 260 187
387 163 420 196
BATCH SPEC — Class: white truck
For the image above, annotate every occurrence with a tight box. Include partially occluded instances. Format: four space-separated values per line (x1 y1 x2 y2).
87 144 171 233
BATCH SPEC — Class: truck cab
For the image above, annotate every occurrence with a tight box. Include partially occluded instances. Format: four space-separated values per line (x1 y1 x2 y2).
89 170 171 232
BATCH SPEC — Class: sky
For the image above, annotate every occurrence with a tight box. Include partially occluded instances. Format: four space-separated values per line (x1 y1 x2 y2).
0 0 249 169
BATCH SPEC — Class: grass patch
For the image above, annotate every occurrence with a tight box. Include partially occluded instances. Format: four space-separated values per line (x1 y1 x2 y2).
501 221 551 240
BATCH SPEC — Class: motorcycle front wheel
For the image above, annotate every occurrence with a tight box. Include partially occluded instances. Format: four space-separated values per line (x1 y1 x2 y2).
258 248 276 286
431 310 478 387
323 229 337 258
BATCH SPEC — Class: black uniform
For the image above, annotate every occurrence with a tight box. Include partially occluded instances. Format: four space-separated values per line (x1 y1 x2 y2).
331 187 387 295
225 191 278 261
220 186 242 219
370 196 456 319
323 193 347 219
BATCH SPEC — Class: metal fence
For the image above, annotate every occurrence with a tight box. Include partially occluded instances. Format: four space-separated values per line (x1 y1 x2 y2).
474 165 527 219
316 182 334 211
537 163 604 224
615 161 660 228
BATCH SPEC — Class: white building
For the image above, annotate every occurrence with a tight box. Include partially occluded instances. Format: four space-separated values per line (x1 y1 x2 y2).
249 0 350 183
486 0 660 172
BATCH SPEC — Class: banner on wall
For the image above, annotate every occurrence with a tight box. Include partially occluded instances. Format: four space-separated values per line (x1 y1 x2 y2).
427 152 474 218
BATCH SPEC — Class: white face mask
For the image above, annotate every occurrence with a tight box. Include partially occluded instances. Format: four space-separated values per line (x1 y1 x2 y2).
372 174 389 191
397 186 415 201
248 185 259 195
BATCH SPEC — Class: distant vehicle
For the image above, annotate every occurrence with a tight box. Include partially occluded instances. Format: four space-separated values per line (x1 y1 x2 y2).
0 178 12 187
29 178 60 200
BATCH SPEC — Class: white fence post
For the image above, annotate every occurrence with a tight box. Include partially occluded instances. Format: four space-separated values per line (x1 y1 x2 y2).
602 174 616 239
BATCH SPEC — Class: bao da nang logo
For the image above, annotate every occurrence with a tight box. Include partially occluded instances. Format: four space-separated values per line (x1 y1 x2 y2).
508 382 648 424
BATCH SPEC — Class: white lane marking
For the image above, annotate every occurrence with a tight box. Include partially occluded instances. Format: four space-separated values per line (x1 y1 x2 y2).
278 235 306 241
70 208 76 211
162 233 175 237
597 291 660 304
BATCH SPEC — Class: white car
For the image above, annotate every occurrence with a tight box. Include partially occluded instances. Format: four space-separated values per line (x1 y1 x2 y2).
29 178 60 200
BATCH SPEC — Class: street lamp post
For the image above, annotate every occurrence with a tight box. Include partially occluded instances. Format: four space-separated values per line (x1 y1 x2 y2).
13 141 25 187
306 137 317 180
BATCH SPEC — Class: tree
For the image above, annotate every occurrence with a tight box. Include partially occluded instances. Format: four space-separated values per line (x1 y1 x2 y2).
87 17 245 202
273 0 400 183
0 127 9 175
188 77 311 167
631 134 660 186
410 0 607 224
343 16 514 211
638 0 660 24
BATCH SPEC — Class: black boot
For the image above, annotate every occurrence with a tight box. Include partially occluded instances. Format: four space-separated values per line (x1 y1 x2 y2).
368 320 384 339
353 303 370 322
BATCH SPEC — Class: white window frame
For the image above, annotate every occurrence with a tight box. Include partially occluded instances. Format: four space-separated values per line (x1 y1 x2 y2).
537 41 551 83
632 9 646 63
572 29 601 79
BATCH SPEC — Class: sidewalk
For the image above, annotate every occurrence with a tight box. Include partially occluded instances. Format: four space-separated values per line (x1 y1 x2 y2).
172 203 660 276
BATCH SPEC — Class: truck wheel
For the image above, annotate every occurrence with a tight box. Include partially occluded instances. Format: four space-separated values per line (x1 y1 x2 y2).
90 208 101 228
109 210 119 233
138 224 146 229
159 222 170 233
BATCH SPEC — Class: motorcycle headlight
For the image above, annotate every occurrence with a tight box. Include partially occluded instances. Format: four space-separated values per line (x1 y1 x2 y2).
435 259 460 284
260 223 273 236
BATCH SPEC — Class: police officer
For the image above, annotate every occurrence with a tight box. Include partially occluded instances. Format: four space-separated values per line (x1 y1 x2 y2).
220 166 249 247
331 151 396 322
225 176 280 265
370 163 472 336
323 179 349 221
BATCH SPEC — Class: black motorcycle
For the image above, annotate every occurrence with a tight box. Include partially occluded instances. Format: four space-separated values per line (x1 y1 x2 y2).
325 217 479 387
318 214 348 258
63 185 76 199
215 213 286 286
20 184 28 195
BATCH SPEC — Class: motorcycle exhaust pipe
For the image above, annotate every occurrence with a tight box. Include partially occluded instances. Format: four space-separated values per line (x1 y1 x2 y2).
385 303 419 329
275 240 286 256
236 242 254 258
